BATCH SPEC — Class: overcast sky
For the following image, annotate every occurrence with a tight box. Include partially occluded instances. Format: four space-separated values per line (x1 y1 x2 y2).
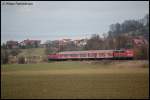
1 1 149 43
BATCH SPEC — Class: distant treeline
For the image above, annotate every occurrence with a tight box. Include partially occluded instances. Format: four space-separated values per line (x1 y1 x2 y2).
108 14 149 40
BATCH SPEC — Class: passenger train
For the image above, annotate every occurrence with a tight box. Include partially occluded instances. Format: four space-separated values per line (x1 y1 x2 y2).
48 49 134 61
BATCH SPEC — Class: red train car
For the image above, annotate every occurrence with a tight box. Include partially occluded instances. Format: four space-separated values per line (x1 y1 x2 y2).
48 49 134 61
113 49 134 59
58 50 113 59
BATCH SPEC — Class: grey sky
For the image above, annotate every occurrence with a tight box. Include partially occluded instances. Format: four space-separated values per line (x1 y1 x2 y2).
1 1 149 43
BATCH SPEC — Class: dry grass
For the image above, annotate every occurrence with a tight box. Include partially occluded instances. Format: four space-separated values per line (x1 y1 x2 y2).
89 60 149 68
1 60 149 99
112 60 149 68
2 68 149 76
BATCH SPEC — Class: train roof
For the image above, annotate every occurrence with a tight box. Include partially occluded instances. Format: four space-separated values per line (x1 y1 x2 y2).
58 50 114 54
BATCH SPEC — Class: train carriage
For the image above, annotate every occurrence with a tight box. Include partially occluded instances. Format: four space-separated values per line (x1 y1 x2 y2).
48 49 134 61
57 50 114 60
58 51 89 60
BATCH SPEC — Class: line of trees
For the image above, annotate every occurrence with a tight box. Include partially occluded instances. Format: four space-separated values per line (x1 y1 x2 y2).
108 14 149 40
84 33 133 50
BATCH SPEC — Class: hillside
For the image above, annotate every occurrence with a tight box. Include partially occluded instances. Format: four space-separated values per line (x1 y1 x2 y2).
17 48 47 63
18 48 46 57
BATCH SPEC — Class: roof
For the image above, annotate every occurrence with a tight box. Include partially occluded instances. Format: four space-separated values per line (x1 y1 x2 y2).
132 38 148 46
21 39 41 44
58 50 114 54
6 41 18 45
7 40 18 43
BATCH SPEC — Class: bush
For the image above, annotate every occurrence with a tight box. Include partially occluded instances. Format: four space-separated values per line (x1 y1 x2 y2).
18 56 25 64
9 49 21 56
42 56 48 62
134 46 149 60
1 49 9 64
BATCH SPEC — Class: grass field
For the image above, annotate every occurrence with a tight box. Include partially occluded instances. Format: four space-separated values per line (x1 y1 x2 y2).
1 61 149 99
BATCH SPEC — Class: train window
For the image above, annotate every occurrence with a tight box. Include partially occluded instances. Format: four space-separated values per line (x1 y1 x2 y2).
70 54 73 57
64 54 68 57
70 54 78 57
114 51 119 53
80 54 87 57
119 51 125 53
88 53 96 57
114 50 124 53
107 53 113 56
99 53 105 56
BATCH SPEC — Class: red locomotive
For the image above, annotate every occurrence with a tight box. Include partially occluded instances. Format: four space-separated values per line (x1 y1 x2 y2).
48 49 134 61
